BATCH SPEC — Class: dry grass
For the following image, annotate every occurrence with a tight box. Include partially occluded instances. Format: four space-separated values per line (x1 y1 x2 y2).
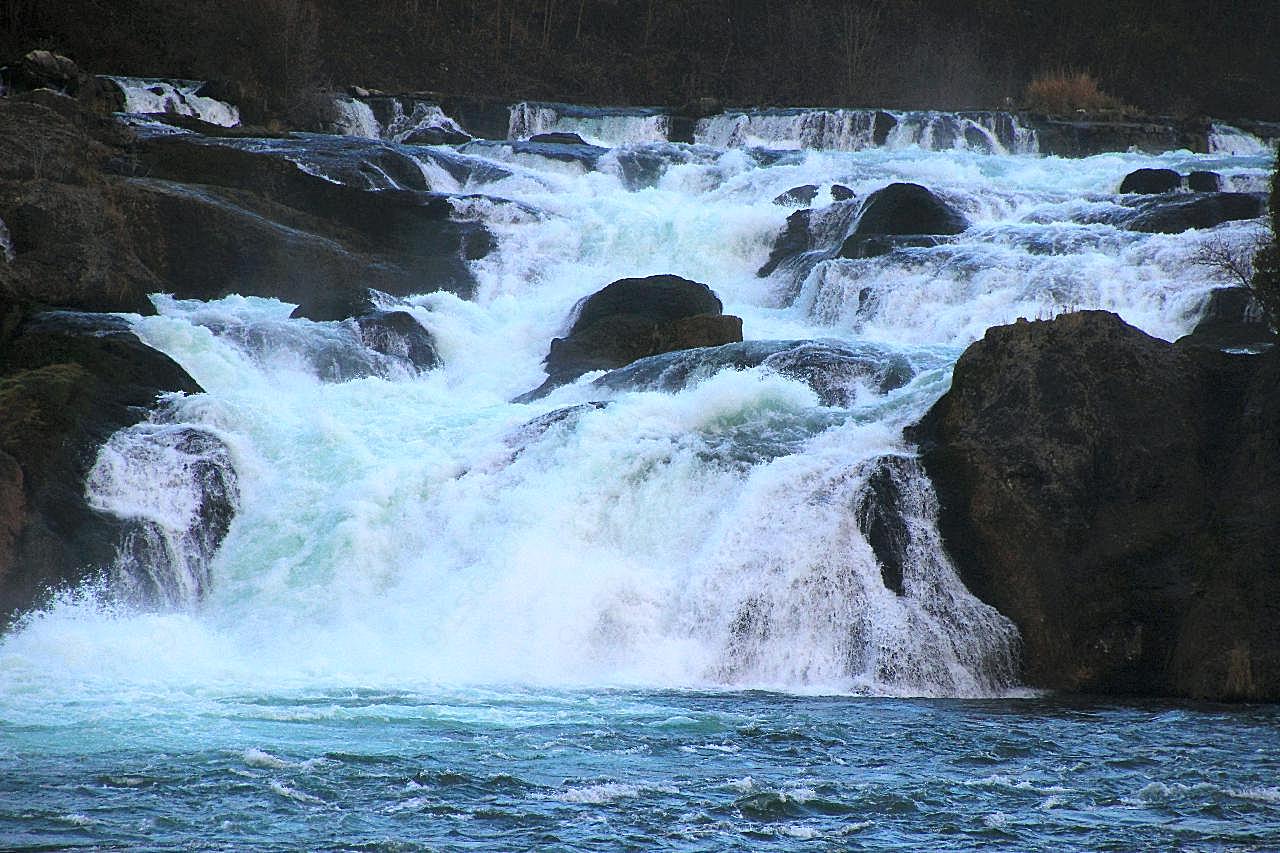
1023 72 1125 115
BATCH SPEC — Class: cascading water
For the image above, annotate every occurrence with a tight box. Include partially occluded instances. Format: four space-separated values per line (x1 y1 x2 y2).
694 108 1039 154
107 76 241 126
2 103 1276 849
509 100 671 145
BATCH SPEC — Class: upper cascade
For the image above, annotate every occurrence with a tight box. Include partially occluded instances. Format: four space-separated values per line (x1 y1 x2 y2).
508 101 671 146
106 76 240 127
695 108 1039 154
333 95 472 144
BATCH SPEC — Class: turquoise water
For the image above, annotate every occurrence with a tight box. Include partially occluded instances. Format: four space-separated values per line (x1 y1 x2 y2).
4 689 1279 850
3 102 1277 850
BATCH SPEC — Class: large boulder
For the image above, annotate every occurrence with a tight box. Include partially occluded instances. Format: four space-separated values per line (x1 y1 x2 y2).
838 182 966 259
1176 286 1274 350
518 275 743 400
1118 167 1182 194
0 304 229 624
911 311 1280 700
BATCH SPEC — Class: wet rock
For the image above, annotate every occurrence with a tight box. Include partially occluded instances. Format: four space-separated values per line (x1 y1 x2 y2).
1187 170 1223 192
529 131 589 145
854 457 915 595
0 304 206 625
838 182 966 259
517 275 743 400
773 184 818 206
912 310 1280 700
838 234 948 260
593 339 914 405
1175 287 1274 350
354 310 440 370
757 209 813 277
830 184 856 201
1119 167 1182 194
1125 192 1265 234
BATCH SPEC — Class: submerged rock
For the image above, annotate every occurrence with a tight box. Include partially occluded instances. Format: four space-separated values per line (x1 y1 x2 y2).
592 339 914 405
517 275 743 400
1124 192 1265 234
912 310 1280 700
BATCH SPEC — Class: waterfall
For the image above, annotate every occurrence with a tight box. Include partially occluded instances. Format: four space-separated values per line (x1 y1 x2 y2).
508 101 671 145
106 76 241 127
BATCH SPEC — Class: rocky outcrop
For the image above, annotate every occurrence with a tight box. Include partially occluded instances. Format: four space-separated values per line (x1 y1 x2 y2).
0 94 492 322
0 303 213 624
773 185 818 206
837 182 966 260
1176 287 1274 350
911 311 1280 700
517 275 743 400
1030 116 1209 157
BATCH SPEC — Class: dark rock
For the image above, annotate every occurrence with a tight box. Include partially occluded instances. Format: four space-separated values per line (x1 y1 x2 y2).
838 234 948 259
402 126 471 145
14 50 80 93
872 111 897 147
1125 192 1265 234
855 457 914 595
1030 117 1208 157
1187 170 1223 192
838 182 966 259
773 184 818 206
830 184 855 201
1176 286 1274 350
1119 167 1182 194
912 310 1280 700
354 310 439 370
518 275 743 400
529 131 589 145
757 209 812 277
0 303 209 625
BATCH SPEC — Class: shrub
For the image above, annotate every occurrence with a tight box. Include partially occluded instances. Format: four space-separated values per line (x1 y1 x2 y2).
1250 162 1280 332
1023 71 1124 115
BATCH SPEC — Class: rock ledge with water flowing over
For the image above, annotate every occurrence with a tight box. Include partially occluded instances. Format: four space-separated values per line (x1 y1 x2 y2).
911 311 1280 701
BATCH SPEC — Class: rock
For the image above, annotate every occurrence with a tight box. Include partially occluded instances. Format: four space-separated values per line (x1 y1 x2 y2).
354 310 440 370
854 457 915 595
1176 286 1274 350
1187 170 1223 192
830 184 856 201
1119 167 1182 194
838 234 948 259
773 185 818 206
872 111 897 146
529 131 588 145
1125 192 1265 234
518 275 743 400
0 304 211 625
757 209 813 277
15 50 80 93
911 310 1280 700
838 182 966 259
592 339 914 405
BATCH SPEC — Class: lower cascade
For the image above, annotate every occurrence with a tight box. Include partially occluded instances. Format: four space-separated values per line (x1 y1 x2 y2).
0 98 1273 700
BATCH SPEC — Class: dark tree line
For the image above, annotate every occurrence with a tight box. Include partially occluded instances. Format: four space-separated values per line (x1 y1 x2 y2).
4 0 1277 120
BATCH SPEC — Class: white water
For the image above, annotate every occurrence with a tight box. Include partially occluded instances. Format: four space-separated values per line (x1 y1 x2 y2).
509 101 670 145
334 96 472 143
1208 122 1278 156
108 76 241 126
1 125 1273 701
695 109 1039 154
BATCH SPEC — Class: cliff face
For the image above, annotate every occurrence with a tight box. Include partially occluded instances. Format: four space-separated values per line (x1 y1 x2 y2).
912 311 1280 700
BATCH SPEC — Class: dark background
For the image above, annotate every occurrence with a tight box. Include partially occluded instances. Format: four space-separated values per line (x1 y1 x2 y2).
4 0 1277 119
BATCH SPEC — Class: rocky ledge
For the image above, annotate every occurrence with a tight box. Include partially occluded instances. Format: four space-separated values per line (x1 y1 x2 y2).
911 311 1279 701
